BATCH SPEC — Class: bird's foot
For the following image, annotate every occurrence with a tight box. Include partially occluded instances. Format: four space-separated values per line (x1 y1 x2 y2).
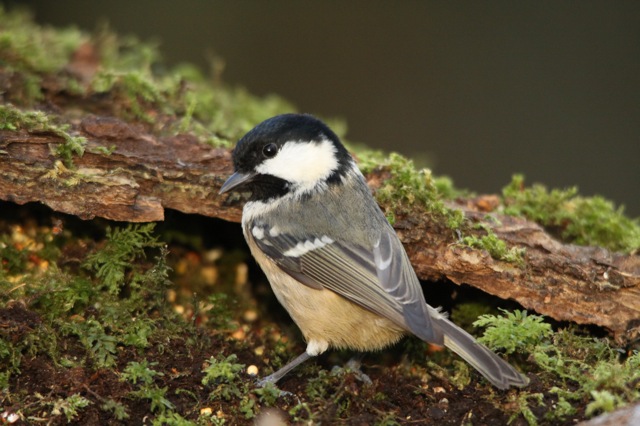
255 376 296 399
331 358 372 385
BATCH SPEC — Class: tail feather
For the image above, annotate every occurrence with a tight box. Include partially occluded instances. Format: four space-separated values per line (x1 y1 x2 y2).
430 311 529 389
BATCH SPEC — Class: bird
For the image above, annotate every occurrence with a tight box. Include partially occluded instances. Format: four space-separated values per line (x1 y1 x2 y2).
219 113 528 389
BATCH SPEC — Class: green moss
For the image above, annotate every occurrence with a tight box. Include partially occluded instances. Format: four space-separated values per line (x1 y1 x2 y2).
0 7 85 103
100 399 130 421
130 385 175 414
0 7 84 72
0 7 293 149
3 8 636 258
302 368 364 419
0 104 87 166
92 70 165 122
201 353 245 388
474 309 640 422
201 354 247 405
170 67 296 147
349 146 388 175
1 212 230 424
474 309 553 354
63 318 119 367
376 153 444 207
506 392 545 426
120 359 164 385
462 223 526 265
50 394 92 423
254 381 280 406
357 151 528 264
122 360 177 415
585 390 625 417
83 223 162 294
371 152 465 229
0 219 182 379
289 402 317 424
2 205 638 424
204 292 236 332
503 175 640 253
152 412 198 426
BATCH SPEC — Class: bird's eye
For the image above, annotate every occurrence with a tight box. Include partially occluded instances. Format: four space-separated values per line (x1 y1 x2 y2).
262 143 278 158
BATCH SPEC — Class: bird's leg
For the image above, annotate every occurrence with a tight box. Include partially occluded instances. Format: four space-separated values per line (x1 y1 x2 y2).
257 351 313 386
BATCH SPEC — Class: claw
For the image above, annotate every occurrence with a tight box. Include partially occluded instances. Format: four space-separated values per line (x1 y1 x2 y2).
255 378 296 399
331 358 373 385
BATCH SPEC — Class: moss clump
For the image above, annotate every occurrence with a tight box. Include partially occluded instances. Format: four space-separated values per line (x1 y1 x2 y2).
370 152 465 228
87 42 295 143
83 223 162 294
462 223 526 265
0 220 187 421
123 360 176 415
0 7 85 103
50 394 92 423
503 175 640 253
359 152 528 264
474 309 552 354
0 206 262 424
475 309 640 423
0 104 87 166
0 7 293 148
0 7 83 72
201 354 245 400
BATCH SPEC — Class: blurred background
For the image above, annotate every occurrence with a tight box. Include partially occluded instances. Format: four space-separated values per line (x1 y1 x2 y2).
8 0 640 215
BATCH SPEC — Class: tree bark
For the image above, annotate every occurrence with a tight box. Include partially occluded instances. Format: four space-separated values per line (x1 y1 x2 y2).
1 115 638 344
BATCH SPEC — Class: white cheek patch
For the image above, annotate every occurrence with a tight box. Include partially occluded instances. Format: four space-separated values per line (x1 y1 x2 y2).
255 139 339 191
283 236 334 257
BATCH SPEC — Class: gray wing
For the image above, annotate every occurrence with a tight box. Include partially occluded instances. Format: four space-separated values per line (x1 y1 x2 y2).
251 223 443 344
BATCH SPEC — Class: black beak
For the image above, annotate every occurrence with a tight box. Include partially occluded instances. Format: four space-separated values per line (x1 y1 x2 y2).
219 171 256 194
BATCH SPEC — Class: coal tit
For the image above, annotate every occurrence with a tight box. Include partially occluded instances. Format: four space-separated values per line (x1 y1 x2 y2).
220 113 528 389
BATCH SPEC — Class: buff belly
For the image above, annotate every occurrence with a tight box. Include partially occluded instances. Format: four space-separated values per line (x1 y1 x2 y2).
249 242 406 352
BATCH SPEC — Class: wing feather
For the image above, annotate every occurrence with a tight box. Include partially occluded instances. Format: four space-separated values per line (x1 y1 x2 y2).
252 223 443 343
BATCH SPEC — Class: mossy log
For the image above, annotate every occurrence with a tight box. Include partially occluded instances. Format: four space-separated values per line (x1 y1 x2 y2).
1 118 638 344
